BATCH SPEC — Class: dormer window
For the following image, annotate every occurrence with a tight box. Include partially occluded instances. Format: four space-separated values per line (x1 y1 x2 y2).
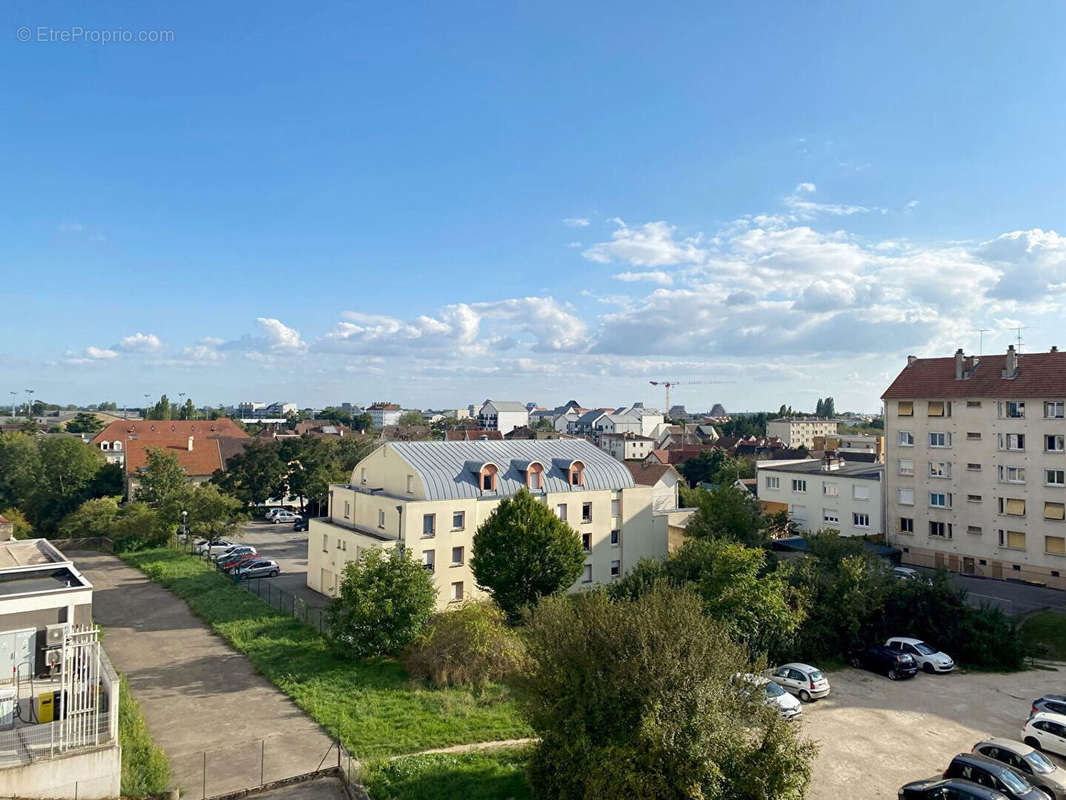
570 461 585 487
480 463 498 492
113 441 122 451
527 462 544 490
100 442 109 451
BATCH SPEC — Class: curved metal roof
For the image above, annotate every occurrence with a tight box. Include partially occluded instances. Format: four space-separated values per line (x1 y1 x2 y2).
389 439 635 501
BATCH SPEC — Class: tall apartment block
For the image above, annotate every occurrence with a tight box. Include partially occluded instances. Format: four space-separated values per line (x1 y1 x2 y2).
883 346 1066 589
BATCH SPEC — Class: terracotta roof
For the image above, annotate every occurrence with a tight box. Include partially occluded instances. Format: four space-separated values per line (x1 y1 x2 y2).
646 449 670 464
92 419 248 445
882 350 1066 399
126 439 225 478
623 461 679 486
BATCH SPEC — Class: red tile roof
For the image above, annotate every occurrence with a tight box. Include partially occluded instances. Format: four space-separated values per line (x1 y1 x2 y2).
882 350 1066 399
623 461 679 486
126 439 227 478
92 419 248 445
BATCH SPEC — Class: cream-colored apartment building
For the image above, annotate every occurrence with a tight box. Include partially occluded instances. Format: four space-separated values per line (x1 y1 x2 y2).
307 439 690 608
883 346 1066 590
767 418 839 449
757 455 884 537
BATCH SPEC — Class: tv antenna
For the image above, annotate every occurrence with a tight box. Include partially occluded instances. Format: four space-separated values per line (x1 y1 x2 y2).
1013 326 1026 353
975 328 990 356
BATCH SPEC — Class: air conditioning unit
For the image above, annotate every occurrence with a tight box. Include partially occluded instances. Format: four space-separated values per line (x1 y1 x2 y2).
45 623 69 648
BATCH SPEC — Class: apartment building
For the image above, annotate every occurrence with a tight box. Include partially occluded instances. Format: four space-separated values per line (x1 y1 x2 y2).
367 402 402 429
767 417 839 449
883 346 1066 589
476 400 529 435
599 432 655 462
757 454 884 536
307 439 689 608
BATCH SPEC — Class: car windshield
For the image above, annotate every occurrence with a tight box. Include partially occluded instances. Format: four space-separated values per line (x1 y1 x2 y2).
763 683 785 698
1024 749 1054 773
997 768 1028 793
913 642 938 655
808 670 824 682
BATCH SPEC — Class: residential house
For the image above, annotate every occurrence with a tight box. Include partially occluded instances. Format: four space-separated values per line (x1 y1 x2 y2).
623 461 683 513
883 346 1066 589
767 417 839 449
367 402 402 429
477 400 529 435
307 440 693 607
599 432 656 462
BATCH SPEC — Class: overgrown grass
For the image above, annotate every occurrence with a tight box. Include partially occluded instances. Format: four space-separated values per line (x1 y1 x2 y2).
120 549 530 758
362 747 533 800
1020 611 1066 661
118 675 171 797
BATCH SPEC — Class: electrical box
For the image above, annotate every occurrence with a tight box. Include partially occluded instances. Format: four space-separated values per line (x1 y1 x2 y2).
36 690 67 724
0 687 15 730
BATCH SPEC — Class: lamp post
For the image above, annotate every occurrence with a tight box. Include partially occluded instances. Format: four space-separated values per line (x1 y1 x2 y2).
181 509 188 545
7 391 14 418
24 389 34 419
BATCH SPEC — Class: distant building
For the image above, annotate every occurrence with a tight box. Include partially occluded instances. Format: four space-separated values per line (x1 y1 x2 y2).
367 402 402 429
446 429 503 441
237 401 297 422
623 461 684 513
599 432 655 462
477 400 529 435
767 417 839 449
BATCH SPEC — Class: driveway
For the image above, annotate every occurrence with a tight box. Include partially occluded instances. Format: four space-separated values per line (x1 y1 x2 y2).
71 550 339 799
239 521 329 610
806 662 1066 798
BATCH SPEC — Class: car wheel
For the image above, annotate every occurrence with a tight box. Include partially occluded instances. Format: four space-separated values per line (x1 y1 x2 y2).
1036 788 1053 800
799 690 811 703
271 570 279 577
1024 736 1041 750
922 663 935 674
887 669 899 680
849 656 861 668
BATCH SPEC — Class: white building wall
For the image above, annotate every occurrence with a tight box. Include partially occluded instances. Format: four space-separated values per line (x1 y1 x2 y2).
757 462 883 536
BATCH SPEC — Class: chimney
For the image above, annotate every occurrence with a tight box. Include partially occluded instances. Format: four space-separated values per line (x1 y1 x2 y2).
1002 345 1019 379
1052 346 1059 353
907 355 917 367
187 435 194 451
954 348 965 380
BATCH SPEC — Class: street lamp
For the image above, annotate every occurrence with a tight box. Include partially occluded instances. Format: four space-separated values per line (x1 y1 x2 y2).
8 391 15 418
24 389 33 419
181 509 188 542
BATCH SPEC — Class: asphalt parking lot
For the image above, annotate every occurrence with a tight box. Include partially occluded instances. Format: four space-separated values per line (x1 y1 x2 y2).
239 520 330 609
805 662 1066 798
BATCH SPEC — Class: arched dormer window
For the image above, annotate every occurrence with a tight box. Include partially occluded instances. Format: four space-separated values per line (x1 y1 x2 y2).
100 442 110 451
113 441 122 451
527 461 544 490
480 463 498 492
569 460 585 487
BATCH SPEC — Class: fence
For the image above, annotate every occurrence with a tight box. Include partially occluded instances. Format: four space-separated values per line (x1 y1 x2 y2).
169 735 364 800
0 713 113 768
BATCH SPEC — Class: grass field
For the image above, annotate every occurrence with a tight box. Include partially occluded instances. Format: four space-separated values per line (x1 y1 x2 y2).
362 747 533 800
118 675 171 797
1020 611 1066 661
121 548 531 759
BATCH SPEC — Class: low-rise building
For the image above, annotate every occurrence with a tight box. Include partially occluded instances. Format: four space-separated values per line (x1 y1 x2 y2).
307 440 689 608
599 432 655 462
757 454 885 537
623 462 683 513
367 402 402 429
477 400 529 435
767 417 839 449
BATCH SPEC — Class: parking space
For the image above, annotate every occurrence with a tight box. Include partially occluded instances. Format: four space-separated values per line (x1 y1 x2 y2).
805 663 1066 798
238 520 330 609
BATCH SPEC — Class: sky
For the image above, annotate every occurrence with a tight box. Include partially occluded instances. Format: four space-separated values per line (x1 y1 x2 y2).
2 1 1065 414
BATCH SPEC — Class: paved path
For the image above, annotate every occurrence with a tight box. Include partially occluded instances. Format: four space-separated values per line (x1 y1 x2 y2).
71 550 339 799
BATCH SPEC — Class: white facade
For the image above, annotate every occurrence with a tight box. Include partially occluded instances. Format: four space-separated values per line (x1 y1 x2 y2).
477 401 529 435
368 405 402 429
767 418 839 449
758 458 884 537
599 433 655 462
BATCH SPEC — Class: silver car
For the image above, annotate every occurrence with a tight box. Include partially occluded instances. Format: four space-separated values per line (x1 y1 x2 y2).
234 559 280 579
973 738 1066 800
769 663 831 702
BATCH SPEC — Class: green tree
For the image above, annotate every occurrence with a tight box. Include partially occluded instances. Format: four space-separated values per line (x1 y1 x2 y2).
282 435 340 514
0 507 33 539
683 484 771 547
352 412 373 433
520 587 816 799
32 437 105 531
65 413 105 434
326 548 438 659
87 462 125 498
146 395 172 421
398 410 424 427
58 497 121 539
110 503 170 552
0 433 40 510
678 448 727 487
179 399 196 420
211 439 288 508
135 448 189 517
470 489 586 621
179 483 246 543
336 437 378 473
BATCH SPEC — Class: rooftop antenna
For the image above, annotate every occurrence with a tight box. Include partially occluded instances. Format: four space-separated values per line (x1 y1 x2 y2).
1013 326 1026 353
975 328 990 356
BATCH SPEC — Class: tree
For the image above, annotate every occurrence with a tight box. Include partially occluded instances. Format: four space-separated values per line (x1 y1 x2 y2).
58 497 120 539
87 462 125 498
109 503 170 552
179 483 246 543
65 413 104 434
519 587 816 799
179 399 196 420
352 412 373 433
146 394 172 421
683 484 771 547
678 448 728 487
398 411 424 427
32 437 105 531
0 433 40 511
336 437 378 473
326 547 437 659
470 489 586 621
211 439 288 508
136 448 189 518
282 435 340 514
0 507 33 539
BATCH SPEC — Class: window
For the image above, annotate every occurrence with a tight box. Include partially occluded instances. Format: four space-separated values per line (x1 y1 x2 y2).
422 550 435 573
929 521 952 538
765 476 780 489
528 465 543 490
343 501 351 519
322 534 329 552
998 465 1027 484
422 514 436 537
789 504 807 518
452 511 465 530
853 513 870 528
1000 400 1026 419
897 458 914 476
792 479 807 493
1047 434 1065 453
1045 401 1065 419
359 467 366 484
853 485 871 500
967 494 982 503
823 509 840 524
482 473 493 490
451 581 464 601
928 461 951 478
581 532 592 552
897 401 913 417
1045 502 1066 521
823 483 839 497
998 433 1025 451
928 432 951 448
582 502 592 523
570 462 584 486
610 529 620 546
556 504 567 521
967 463 982 472
898 488 915 505
610 560 621 578
999 497 1026 516
898 517 914 533
378 509 386 529
1047 536 1066 555
898 431 914 446
927 401 945 417
967 525 983 535
582 564 592 583
966 431 982 440
611 499 620 516
451 546 464 565
100 441 109 451
999 530 1026 550
1047 469 1066 487
406 474 415 493
929 492 951 508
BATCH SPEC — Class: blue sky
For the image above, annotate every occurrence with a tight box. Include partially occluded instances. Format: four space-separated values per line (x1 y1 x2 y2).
2 1 1065 413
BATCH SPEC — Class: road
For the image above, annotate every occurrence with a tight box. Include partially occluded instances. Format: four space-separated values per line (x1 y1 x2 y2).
239 520 330 609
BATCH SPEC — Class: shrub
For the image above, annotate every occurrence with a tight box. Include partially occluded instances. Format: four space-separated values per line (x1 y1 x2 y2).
0 506 34 539
403 602 525 688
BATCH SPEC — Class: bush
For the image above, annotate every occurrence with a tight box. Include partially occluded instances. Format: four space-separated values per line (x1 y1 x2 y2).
404 602 525 688
0 506 33 539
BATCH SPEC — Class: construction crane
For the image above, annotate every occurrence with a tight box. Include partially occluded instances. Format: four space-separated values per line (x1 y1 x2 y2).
649 380 726 412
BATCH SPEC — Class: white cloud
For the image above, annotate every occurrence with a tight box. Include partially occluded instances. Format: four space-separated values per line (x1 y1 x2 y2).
563 217 590 228
979 229 1066 301
783 182 877 219
118 332 163 353
583 220 707 267
612 271 673 286
85 346 118 359
255 317 306 352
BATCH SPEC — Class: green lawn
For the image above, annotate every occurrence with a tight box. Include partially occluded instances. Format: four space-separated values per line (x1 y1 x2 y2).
362 747 532 800
121 549 530 759
1020 611 1066 661
118 675 171 797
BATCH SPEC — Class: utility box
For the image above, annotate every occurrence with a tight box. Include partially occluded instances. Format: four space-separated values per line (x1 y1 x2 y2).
45 623 68 648
0 687 15 729
36 690 66 723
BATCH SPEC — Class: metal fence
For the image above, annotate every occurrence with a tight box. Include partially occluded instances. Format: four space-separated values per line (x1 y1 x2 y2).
242 576 331 634
0 712 113 768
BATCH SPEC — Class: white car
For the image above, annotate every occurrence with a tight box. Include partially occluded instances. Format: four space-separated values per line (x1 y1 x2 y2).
1023 712 1066 758
768 663 830 702
736 673 802 720
205 542 253 559
885 637 955 674
893 566 923 582
271 511 301 524
197 539 233 555
264 508 288 520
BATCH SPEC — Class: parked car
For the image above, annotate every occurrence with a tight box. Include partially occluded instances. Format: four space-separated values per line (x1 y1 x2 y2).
768 663 831 702
886 637 956 674
849 645 919 680
293 516 309 532
264 508 285 520
234 559 280 579
197 538 231 554
1032 696 1066 718
734 673 802 720
973 738 1066 800
271 511 301 524
899 777 1009 800
201 540 239 558
217 552 260 572
1023 713 1066 759
893 566 924 582
944 752 1045 800
211 544 257 563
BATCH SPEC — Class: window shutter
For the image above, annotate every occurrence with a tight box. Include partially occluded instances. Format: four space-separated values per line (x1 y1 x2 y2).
1046 536 1066 555
897 401 913 416
927 401 944 417
1045 502 1066 521
1008 531 1026 550
1005 498 1026 516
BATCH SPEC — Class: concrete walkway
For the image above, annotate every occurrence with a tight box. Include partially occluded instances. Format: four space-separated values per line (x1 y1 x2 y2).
70 551 340 799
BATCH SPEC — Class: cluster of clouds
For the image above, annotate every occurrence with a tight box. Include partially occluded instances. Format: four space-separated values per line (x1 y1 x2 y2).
62 184 1066 400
